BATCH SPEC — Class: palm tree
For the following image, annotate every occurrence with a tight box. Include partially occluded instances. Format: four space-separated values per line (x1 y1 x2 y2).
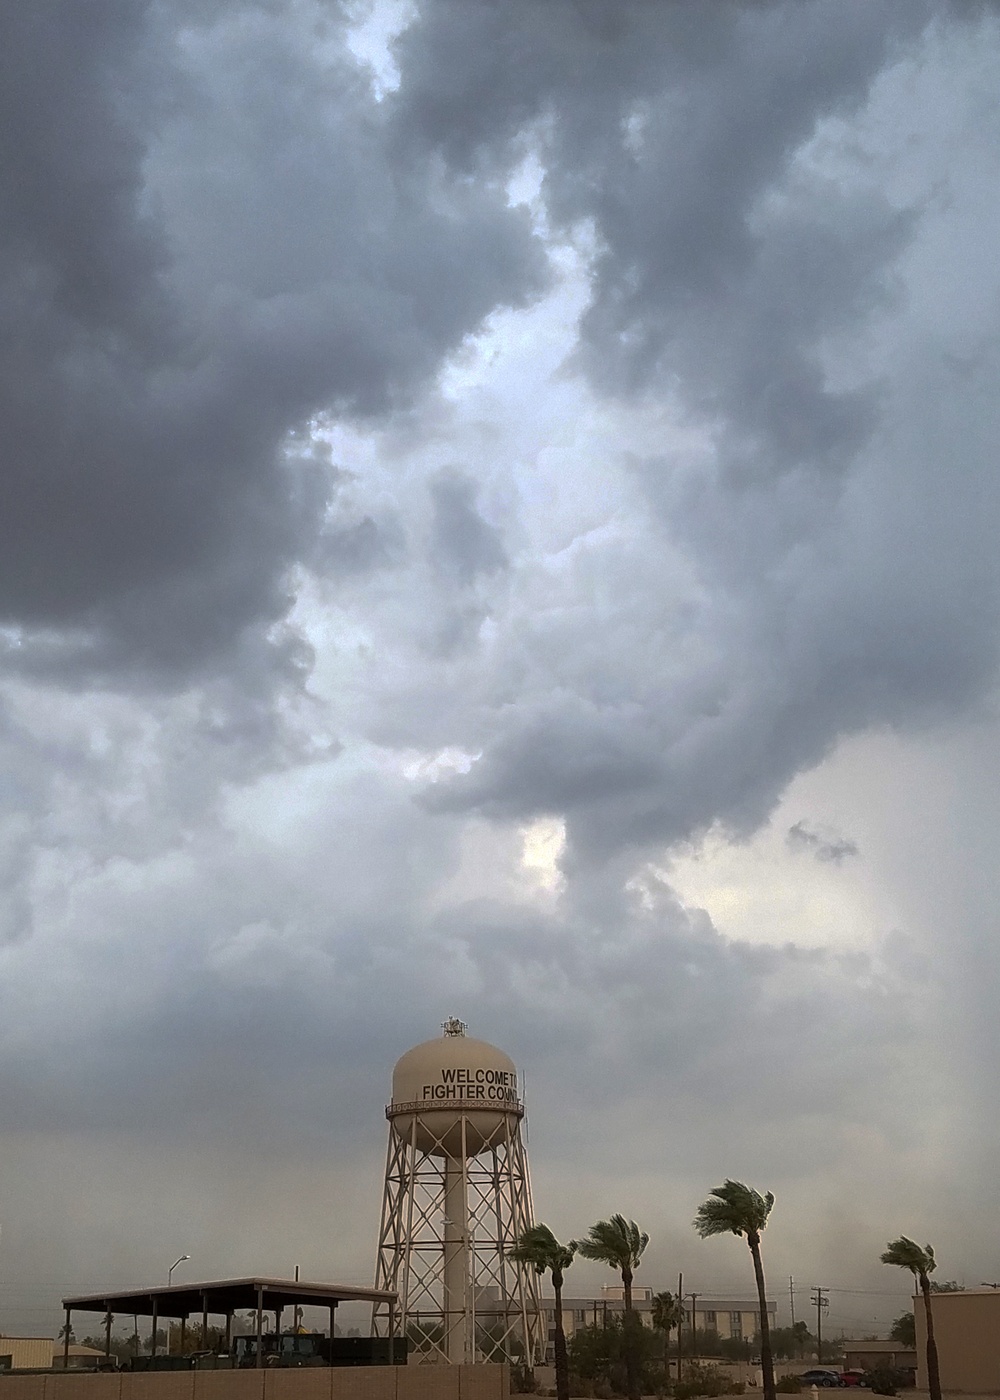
652 1290 685 1385
508 1223 576 1400
573 1215 649 1400
694 1181 776 1400
880 1238 942 1400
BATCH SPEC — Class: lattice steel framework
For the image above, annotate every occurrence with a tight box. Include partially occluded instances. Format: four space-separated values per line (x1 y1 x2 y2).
373 1100 543 1367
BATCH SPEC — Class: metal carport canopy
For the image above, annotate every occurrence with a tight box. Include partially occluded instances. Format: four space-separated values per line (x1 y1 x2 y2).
62 1277 397 1318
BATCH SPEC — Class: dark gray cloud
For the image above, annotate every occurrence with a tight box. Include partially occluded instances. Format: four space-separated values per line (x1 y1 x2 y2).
787 820 859 863
430 471 507 586
2 0 1000 1342
0 0 543 683
396 0 1000 867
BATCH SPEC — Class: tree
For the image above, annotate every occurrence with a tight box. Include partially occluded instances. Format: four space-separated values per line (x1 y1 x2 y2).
508 1223 576 1400
889 1312 915 1348
568 1317 662 1396
880 1238 941 1400
167 1321 227 1355
767 1325 813 1362
652 1290 685 1382
81 1331 142 1364
573 1216 649 1400
694 1181 776 1400
568 1317 628 1391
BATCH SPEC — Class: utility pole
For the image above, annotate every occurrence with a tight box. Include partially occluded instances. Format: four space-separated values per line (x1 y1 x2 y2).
810 1288 828 1363
677 1273 684 1379
789 1277 796 1327
690 1293 699 1358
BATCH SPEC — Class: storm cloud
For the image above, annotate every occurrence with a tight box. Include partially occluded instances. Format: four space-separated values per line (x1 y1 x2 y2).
1 0 999 1340
0 0 543 680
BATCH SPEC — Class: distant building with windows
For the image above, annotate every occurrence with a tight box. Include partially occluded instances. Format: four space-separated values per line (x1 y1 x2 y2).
538 1286 776 1351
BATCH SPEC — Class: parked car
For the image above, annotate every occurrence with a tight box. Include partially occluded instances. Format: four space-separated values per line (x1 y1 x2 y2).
799 1369 846 1387
840 1371 869 1387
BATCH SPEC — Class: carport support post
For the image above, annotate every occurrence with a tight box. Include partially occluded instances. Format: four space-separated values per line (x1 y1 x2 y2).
63 1308 71 1368
329 1305 336 1348
225 1312 232 1352
255 1285 264 1369
180 1316 187 1354
388 1300 395 1366
105 1310 113 1360
202 1293 208 1348
151 1298 159 1356
274 1306 282 1343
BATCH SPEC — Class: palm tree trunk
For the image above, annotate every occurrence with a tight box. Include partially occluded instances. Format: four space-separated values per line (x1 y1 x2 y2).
553 1274 570 1400
621 1268 639 1400
919 1273 942 1400
748 1234 776 1400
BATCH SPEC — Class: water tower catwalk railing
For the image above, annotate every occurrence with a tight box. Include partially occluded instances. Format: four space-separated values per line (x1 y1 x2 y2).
373 1097 542 1367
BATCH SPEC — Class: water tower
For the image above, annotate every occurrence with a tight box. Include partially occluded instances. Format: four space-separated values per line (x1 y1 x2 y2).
373 1019 542 1366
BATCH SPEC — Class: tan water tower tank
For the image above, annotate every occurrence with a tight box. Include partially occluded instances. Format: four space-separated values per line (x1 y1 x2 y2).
390 1020 521 1157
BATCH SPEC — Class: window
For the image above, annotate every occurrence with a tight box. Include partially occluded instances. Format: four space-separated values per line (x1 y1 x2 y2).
730 1312 743 1338
704 1311 717 1329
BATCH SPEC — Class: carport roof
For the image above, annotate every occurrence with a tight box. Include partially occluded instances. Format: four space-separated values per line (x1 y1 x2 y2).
62 1277 395 1319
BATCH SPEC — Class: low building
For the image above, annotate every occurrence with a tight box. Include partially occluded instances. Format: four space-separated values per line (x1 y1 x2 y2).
52 1345 107 1370
0 1337 56 1371
914 1287 1000 1394
0 1338 107 1371
841 1340 918 1372
539 1286 776 1350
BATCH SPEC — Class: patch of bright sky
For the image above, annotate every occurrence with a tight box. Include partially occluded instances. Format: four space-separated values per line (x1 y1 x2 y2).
520 816 565 893
344 0 416 99
666 730 906 954
664 713 1000 962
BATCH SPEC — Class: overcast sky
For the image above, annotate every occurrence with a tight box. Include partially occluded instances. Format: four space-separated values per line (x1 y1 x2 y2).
2 0 1000 1341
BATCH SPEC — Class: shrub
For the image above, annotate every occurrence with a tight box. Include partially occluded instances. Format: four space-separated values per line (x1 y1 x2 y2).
776 1378 802 1394
867 1367 907 1397
674 1361 744 1398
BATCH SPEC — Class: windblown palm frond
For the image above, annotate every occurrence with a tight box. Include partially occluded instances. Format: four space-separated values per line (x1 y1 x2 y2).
694 1180 777 1400
572 1213 649 1270
881 1237 942 1400
694 1180 774 1240
651 1291 684 1333
881 1238 936 1277
573 1214 649 1400
510 1223 575 1400
508 1223 575 1279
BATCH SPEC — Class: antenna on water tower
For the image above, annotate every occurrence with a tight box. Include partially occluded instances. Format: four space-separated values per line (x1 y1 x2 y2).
372 1021 542 1367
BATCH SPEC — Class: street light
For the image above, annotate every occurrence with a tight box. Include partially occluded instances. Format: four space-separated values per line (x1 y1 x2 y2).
168 1255 191 1286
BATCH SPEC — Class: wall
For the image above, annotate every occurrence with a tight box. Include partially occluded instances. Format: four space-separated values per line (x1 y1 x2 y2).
914 1290 1000 1394
0 1366 508 1400
842 1347 917 1371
